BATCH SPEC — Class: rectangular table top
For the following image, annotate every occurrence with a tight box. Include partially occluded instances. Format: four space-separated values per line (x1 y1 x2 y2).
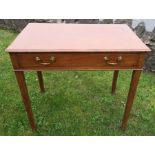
6 23 150 53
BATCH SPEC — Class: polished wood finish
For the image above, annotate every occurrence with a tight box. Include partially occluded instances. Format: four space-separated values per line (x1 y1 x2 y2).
121 70 142 130
112 70 119 94
10 52 145 130
37 71 45 92
15 71 36 130
11 52 143 70
6 24 151 130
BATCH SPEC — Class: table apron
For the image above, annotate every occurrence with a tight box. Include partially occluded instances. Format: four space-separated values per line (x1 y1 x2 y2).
9 52 146 71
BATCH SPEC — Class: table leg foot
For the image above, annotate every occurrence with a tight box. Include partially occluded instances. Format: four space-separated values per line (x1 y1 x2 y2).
111 70 119 94
37 71 45 93
121 70 141 130
15 71 36 131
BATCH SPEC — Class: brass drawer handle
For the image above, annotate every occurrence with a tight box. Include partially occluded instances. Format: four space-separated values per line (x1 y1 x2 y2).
35 56 56 65
104 56 123 65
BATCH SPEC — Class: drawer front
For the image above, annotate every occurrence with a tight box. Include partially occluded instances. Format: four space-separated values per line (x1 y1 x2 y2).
12 52 143 70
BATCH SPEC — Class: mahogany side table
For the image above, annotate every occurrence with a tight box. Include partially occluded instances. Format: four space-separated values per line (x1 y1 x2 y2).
6 23 150 130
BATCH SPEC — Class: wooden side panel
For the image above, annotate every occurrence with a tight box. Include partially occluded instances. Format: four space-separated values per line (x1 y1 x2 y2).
9 53 19 69
137 53 146 68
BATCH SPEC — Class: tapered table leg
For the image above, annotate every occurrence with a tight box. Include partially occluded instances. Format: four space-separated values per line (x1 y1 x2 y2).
111 70 119 94
37 71 45 92
15 71 36 130
121 70 142 130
